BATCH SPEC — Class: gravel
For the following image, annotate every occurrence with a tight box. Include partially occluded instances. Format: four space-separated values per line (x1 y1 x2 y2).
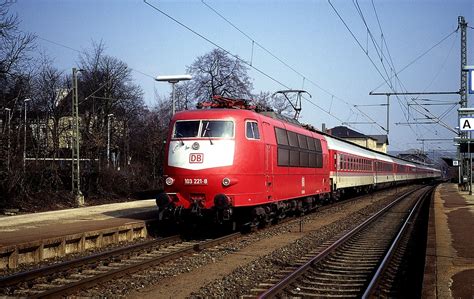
79 186 415 298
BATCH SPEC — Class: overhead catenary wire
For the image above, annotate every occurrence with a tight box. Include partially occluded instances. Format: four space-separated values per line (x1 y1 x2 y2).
329 0 421 138
352 0 444 140
352 0 421 136
371 0 397 78
370 28 458 93
144 0 357 128
328 0 395 92
329 0 459 141
200 0 386 133
25 3 350 129
353 0 394 89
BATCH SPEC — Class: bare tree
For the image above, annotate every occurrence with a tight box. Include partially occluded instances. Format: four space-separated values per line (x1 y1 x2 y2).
252 91 273 111
252 91 294 116
33 56 69 159
78 41 145 170
187 48 253 104
0 1 36 208
0 1 35 76
271 93 294 116
174 80 194 111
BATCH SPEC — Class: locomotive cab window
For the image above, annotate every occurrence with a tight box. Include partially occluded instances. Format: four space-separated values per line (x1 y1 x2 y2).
173 120 234 139
201 120 234 138
173 120 200 138
246 121 260 139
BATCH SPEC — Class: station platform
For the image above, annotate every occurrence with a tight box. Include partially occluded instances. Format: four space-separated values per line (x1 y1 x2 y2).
423 183 474 298
0 199 158 269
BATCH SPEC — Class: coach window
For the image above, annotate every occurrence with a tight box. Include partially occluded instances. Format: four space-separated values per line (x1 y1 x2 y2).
300 151 309 167
308 138 316 151
310 152 317 168
275 127 288 145
290 149 299 166
298 134 308 149
315 152 322 168
314 138 322 152
288 131 299 148
277 148 289 166
246 121 260 139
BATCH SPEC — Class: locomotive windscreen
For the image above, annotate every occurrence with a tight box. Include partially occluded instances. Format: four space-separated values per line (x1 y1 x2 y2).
174 121 200 137
173 120 234 138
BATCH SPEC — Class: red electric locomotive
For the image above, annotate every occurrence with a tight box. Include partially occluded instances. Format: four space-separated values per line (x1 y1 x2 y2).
156 98 331 225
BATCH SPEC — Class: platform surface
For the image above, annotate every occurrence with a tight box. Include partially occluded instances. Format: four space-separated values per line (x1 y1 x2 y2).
0 199 158 248
424 183 474 298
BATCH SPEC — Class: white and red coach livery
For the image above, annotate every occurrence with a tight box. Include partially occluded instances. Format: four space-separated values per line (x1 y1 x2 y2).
156 97 440 224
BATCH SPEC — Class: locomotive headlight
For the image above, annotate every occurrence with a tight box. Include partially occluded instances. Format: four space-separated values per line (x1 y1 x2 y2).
165 177 175 186
222 177 231 187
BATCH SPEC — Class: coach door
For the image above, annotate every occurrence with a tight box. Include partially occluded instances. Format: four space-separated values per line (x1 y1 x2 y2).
262 122 274 198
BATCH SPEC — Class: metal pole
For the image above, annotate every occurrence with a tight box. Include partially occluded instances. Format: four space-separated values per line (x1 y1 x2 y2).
470 131 472 195
107 114 113 168
5 108 11 171
23 99 31 170
71 68 76 194
459 16 468 186
72 68 84 205
386 95 390 135
171 82 176 115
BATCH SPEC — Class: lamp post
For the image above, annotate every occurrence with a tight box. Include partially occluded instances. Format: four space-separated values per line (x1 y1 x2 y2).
155 74 192 115
23 98 32 170
72 68 84 206
5 108 11 171
107 113 113 168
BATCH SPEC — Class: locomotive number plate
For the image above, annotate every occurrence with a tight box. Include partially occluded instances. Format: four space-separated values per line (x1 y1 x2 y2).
184 178 208 185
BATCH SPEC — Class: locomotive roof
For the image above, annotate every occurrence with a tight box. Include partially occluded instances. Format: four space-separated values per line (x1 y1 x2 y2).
174 108 259 118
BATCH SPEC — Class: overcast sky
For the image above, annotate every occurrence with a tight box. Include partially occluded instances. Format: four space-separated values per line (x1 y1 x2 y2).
11 0 474 153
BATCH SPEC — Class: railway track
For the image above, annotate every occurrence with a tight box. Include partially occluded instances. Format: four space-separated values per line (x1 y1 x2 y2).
250 185 434 298
0 233 240 297
0 185 422 298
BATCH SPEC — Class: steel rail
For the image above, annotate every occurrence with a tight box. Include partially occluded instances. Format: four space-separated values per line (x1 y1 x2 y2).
0 235 181 288
258 186 423 298
34 232 241 298
362 185 435 298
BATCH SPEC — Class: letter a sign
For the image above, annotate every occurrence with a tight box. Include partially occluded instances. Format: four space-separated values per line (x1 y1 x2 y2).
460 117 474 131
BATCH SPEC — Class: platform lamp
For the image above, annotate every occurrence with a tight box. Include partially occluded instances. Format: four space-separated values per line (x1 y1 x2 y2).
155 75 192 115
23 98 32 170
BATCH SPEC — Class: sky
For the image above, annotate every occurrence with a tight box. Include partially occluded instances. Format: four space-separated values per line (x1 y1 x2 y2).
10 0 474 153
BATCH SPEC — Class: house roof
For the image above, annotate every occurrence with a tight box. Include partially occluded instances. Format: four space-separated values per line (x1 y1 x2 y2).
327 126 389 146
328 126 367 138
328 126 378 141
368 134 389 145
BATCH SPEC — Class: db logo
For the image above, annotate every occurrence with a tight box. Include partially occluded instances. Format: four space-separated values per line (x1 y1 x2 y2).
189 153 204 163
